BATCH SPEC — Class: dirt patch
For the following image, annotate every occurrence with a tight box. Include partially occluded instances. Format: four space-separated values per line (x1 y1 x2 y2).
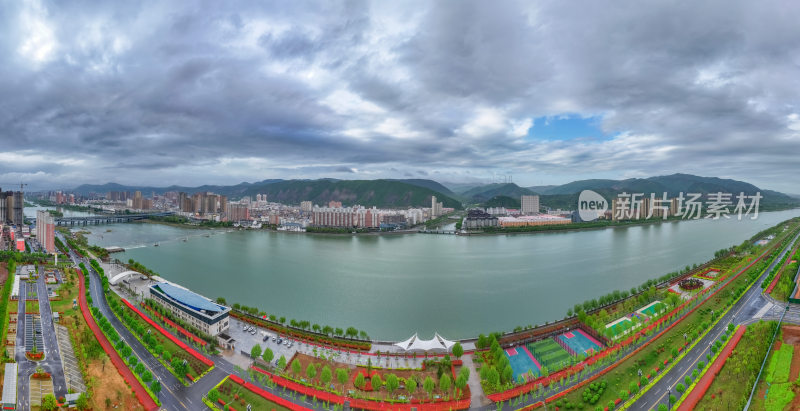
0 262 8 284
782 325 800 345
86 356 144 410
784 326 800 382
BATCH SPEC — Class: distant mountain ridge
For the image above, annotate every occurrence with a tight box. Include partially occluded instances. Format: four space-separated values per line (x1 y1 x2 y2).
527 173 794 198
527 173 798 210
68 173 797 210
458 183 538 202
70 179 462 209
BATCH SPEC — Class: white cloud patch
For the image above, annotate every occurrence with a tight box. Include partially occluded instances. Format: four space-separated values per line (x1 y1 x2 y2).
17 0 57 64
1 0 800 193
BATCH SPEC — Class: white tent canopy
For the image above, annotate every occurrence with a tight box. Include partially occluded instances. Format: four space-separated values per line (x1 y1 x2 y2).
393 333 456 352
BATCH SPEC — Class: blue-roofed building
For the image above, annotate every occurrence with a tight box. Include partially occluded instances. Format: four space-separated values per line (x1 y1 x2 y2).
149 282 231 336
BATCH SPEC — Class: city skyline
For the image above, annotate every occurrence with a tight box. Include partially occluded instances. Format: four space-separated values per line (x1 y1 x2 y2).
3 1 800 193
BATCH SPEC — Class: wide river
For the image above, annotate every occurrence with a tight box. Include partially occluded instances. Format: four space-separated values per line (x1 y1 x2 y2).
34 206 800 341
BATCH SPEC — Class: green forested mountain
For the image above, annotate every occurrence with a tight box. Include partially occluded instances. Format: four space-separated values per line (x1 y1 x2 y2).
72 179 462 209
482 195 521 208
240 179 462 208
531 174 799 210
459 183 538 203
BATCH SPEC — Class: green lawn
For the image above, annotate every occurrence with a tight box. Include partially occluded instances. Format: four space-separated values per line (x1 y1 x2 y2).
750 338 797 411
50 271 80 317
765 383 795 411
766 343 794 383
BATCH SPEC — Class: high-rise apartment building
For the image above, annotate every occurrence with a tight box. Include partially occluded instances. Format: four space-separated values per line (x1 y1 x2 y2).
520 195 540 215
133 191 143 210
0 190 24 226
35 210 55 253
300 201 313 212
218 195 227 215
226 203 250 222
430 196 443 218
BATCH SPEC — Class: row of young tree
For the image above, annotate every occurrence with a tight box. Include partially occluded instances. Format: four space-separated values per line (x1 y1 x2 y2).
248 342 468 400
87 272 163 402
220 296 370 340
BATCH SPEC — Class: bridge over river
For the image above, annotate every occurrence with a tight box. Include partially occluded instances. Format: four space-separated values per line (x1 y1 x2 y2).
45 211 175 226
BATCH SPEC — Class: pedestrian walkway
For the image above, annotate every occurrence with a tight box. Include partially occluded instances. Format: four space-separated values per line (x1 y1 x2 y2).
461 354 490 407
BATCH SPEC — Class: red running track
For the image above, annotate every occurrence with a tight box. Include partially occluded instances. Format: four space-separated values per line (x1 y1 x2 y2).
677 326 746 411
77 270 159 411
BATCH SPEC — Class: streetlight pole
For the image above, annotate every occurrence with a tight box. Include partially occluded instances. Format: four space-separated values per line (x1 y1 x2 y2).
667 385 672 409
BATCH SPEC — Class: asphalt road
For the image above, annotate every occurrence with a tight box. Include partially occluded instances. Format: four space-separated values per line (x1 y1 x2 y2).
15 266 69 411
78 251 194 411
630 230 800 410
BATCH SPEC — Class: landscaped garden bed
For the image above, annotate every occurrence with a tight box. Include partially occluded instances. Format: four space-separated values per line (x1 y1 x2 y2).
25 299 40 313
678 278 703 291
281 352 469 403
105 289 213 384
769 249 800 300
141 300 208 346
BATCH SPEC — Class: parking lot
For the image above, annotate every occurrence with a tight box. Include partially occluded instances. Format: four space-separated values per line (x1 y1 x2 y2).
55 324 85 393
24 314 43 353
228 318 300 366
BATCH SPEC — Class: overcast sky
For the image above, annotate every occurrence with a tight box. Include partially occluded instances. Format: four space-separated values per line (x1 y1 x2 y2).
2 0 800 192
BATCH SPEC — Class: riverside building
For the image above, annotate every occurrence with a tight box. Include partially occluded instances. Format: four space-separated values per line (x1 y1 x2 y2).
521 195 540 215
148 282 231 336
311 205 380 228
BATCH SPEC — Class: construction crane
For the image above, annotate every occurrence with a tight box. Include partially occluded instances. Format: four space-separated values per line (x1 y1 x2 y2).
0 182 28 192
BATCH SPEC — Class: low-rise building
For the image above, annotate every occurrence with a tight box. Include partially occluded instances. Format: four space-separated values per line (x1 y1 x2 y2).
2 363 16 410
148 282 231 336
497 214 572 227
462 209 499 229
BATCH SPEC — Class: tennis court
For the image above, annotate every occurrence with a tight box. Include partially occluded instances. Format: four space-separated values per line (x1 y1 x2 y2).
637 300 666 318
527 338 572 372
605 317 634 339
557 329 602 356
504 345 541 382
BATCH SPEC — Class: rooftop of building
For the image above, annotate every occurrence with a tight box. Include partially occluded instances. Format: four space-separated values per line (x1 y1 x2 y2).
151 282 228 315
498 214 571 222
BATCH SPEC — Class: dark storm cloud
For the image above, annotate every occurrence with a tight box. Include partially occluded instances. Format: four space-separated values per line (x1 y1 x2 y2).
1 0 800 192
